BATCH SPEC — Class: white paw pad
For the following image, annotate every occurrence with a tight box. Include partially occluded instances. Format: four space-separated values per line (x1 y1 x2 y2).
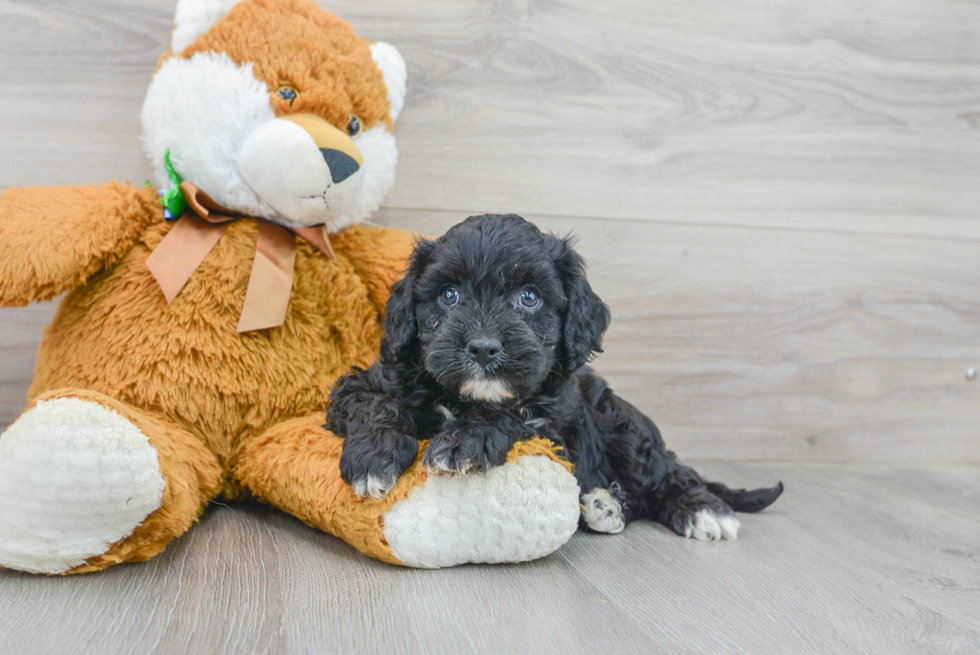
684 509 740 541
581 488 626 534
0 398 165 573
382 455 581 568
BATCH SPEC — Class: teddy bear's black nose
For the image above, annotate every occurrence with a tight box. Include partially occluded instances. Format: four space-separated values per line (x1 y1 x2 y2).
320 148 360 183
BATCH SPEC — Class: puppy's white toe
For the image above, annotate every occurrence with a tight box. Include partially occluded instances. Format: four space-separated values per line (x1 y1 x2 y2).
685 509 740 541
424 456 470 476
716 514 740 540
351 473 397 499
581 488 626 534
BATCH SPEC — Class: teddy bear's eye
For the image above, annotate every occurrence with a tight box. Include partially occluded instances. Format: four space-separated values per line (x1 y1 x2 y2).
276 86 298 104
347 115 362 137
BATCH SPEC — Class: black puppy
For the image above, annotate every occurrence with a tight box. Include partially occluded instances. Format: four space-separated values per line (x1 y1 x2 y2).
328 214 782 539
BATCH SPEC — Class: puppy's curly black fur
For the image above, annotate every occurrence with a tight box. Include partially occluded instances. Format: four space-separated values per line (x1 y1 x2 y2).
329 214 782 539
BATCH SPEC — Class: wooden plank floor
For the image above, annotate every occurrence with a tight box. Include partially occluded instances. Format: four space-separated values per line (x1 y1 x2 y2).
1 0 978 460
1 1 979 653
1 463 978 655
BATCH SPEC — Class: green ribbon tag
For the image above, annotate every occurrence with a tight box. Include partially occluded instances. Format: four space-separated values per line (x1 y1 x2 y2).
160 149 186 221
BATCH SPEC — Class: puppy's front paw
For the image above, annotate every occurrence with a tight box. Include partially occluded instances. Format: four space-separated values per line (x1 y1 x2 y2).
423 438 492 475
340 431 418 499
423 423 510 475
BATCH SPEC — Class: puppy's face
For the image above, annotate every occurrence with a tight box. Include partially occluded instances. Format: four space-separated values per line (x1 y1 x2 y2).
381 214 611 403
415 218 565 401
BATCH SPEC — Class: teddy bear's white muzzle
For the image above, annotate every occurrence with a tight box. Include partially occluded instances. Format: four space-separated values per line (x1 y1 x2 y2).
237 116 365 227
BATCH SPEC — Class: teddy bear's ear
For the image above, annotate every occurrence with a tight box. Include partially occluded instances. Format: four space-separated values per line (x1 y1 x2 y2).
370 42 408 122
170 0 244 54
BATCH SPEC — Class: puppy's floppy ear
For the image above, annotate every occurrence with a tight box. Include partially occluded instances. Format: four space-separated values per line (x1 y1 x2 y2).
381 237 436 365
545 233 611 371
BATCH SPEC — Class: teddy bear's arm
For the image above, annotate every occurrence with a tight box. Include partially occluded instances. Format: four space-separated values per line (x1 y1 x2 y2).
0 181 160 306
330 225 419 316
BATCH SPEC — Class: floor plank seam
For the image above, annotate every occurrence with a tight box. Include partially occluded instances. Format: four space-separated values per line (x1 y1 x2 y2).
377 204 980 243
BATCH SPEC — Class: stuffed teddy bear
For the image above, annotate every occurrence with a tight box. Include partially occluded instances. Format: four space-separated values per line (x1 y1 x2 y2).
0 0 580 574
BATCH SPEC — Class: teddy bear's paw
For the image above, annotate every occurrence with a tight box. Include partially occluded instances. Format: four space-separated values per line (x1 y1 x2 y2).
0 398 165 574
381 454 581 568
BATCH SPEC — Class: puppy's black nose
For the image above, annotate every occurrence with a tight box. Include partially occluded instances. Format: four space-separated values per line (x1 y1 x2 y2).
467 338 502 368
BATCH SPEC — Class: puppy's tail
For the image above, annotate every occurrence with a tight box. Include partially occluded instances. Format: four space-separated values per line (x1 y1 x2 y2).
705 480 784 513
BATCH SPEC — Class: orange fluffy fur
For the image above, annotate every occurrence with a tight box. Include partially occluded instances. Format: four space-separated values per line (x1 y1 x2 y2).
181 0 393 131
0 0 569 574
0 179 419 572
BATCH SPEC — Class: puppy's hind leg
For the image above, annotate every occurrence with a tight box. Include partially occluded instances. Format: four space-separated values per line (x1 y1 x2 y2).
652 464 742 541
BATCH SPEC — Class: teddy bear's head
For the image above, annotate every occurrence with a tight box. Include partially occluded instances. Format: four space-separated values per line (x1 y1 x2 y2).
142 0 407 232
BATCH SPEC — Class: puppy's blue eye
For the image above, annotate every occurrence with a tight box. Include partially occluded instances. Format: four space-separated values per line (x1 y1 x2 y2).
439 288 459 308
519 289 541 310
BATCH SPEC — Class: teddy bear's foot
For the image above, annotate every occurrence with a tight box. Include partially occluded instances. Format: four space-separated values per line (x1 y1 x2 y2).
0 389 223 574
236 415 581 568
382 452 582 567
0 397 163 573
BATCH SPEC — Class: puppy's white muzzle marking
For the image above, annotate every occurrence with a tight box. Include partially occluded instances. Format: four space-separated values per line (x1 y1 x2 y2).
458 378 514 403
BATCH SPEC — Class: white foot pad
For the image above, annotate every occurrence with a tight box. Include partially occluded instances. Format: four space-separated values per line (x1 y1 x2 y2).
0 398 165 573
382 455 581 568
685 509 740 541
581 488 626 534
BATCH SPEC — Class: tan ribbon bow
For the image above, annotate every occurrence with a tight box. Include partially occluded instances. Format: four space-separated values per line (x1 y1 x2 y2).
146 182 335 333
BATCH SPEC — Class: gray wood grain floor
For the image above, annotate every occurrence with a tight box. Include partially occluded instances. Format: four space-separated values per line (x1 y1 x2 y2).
1 463 978 655
1 0 977 461
1 1 979 653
